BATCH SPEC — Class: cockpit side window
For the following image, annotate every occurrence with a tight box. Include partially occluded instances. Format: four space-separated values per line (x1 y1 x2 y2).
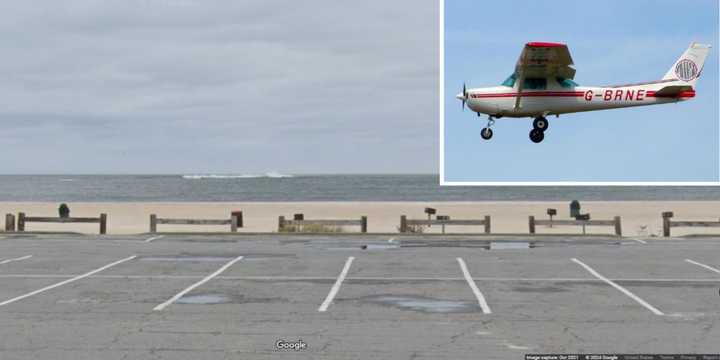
523 78 547 90
501 74 516 87
556 77 579 88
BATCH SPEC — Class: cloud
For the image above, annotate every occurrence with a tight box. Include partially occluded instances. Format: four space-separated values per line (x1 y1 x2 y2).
0 0 438 174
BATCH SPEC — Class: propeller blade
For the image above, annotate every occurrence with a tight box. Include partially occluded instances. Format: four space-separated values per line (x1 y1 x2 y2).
461 83 467 111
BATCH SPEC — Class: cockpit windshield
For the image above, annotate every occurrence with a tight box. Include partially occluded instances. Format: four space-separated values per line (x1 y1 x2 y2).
557 77 579 88
501 74 516 87
501 74 579 88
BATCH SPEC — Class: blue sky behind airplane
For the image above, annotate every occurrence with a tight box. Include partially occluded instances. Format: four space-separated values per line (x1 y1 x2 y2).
444 0 719 182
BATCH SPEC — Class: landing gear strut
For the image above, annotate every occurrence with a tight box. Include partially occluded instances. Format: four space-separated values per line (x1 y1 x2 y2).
529 116 549 143
480 116 495 140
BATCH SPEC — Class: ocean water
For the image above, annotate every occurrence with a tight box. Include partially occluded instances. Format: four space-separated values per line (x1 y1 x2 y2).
0 174 719 202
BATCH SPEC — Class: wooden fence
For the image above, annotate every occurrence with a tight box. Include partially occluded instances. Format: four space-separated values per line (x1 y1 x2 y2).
399 215 491 234
150 213 241 233
529 215 622 236
278 215 367 233
662 211 720 237
17 212 107 234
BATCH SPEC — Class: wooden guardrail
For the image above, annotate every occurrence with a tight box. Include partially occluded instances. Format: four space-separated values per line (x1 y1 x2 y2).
528 215 622 236
150 213 241 233
278 214 367 233
399 215 491 234
662 211 720 237
17 212 107 234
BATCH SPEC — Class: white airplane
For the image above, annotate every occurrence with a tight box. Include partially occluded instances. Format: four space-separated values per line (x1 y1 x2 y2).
457 42 711 143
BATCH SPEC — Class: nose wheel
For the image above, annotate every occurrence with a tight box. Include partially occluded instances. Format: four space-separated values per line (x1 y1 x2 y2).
481 127 493 140
480 117 495 140
529 116 549 143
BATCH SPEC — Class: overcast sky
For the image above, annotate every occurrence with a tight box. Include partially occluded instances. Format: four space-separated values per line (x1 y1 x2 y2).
444 0 719 182
0 1 438 174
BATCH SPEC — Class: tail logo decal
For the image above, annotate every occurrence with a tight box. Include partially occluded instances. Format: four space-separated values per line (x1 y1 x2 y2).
675 59 698 81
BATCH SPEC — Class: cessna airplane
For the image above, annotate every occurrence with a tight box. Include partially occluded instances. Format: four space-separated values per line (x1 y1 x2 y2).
457 42 711 143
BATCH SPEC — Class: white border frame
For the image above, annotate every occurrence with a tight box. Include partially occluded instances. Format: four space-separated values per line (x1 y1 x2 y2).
438 0 720 186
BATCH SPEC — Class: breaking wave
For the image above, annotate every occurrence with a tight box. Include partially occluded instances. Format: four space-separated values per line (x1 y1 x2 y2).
182 172 294 179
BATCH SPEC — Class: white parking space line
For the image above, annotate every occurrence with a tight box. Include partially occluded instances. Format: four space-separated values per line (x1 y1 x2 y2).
153 255 244 311
630 238 647 244
0 273 718 283
457 258 492 314
0 255 136 308
0 255 32 265
144 235 164 243
318 256 354 312
572 258 664 316
685 259 720 274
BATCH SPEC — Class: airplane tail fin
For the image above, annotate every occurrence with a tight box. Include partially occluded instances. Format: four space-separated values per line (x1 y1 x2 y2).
662 42 711 87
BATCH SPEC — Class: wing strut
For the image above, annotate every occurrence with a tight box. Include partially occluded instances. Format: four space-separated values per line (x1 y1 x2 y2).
514 71 524 110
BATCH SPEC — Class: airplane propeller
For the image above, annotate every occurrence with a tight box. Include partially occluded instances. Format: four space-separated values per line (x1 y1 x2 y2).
461 83 468 111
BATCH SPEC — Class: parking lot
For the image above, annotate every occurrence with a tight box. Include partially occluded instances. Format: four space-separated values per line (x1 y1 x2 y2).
0 233 718 359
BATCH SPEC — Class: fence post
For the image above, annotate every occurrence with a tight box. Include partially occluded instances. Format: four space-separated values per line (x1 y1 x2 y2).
231 215 238 232
484 215 491 234
293 214 303 232
400 215 407 233
150 214 157 233
99 213 107 235
278 216 285 232
528 216 535 234
662 211 673 237
614 216 622 236
17 212 25 232
5 214 15 232
360 216 367 233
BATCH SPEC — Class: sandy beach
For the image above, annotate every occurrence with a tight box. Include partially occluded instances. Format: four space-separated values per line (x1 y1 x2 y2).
0 201 718 237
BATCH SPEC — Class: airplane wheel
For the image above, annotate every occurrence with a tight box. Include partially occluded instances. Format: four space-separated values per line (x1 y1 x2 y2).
533 117 549 131
480 128 493 140
529 129 544 143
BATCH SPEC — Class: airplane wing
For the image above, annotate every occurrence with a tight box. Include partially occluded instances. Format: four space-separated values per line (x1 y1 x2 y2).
515 42 576 79
513 42 576 110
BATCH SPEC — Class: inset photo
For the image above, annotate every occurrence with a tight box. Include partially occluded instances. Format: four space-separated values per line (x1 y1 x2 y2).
441 0 719 184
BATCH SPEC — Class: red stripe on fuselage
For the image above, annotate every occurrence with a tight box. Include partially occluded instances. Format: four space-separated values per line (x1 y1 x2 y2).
646 90 695 98
470 90 696 99
469 92 583 98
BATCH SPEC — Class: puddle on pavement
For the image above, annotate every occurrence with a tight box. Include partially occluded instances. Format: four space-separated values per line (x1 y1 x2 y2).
512 285 568 293
666 312 707 321
176 294 231 304
489 242 530 250
175 293 286 305
362 244 400 250
242 253 296 260
326 244 400 251
362 295 478 313
140 256 234 262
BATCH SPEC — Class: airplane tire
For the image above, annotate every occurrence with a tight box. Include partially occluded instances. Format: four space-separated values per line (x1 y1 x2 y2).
533 117 549 131
480 128 493 140
529 129 544 143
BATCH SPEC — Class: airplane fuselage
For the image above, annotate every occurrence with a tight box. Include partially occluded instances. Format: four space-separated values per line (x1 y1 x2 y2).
458 41 709 143
464 81 695 118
